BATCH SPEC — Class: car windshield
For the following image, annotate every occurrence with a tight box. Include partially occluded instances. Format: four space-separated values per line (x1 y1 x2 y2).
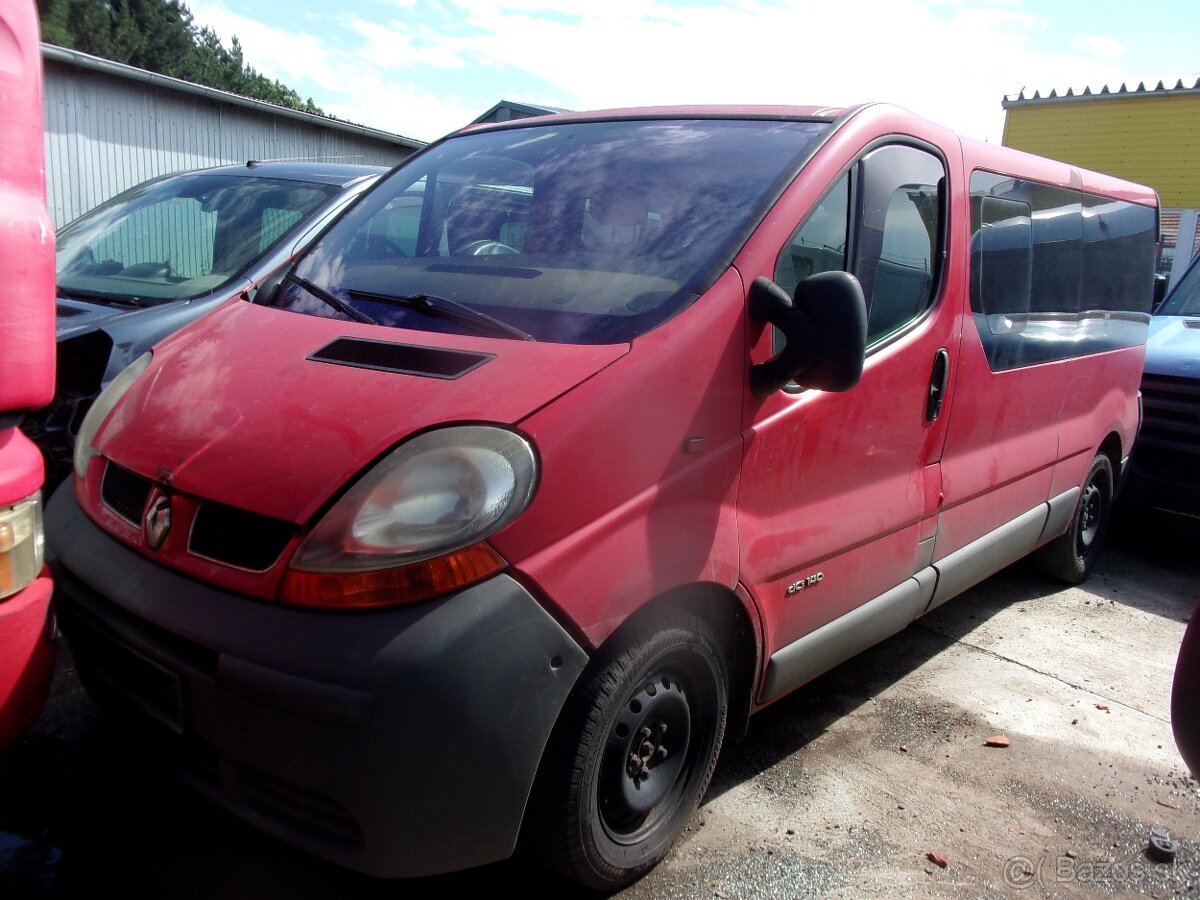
1158 256 1200 316
56 172 341 304
274 118 829 343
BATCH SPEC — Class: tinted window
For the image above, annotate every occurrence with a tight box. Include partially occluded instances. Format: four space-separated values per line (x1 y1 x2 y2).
856 146 944 342
280 119 830 344
972 195 1032 331
1082 194 1159 313
969 170 1155 370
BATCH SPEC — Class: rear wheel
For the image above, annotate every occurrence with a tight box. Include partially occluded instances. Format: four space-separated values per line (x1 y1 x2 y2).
528 611 728 890
1036 453 1114 583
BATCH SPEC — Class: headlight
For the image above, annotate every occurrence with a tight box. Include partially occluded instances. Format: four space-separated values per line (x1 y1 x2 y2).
281 426 537 608
0 493 43 600
73 352 153 479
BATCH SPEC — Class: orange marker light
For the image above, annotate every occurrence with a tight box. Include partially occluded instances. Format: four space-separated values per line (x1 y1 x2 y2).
280 542 506 609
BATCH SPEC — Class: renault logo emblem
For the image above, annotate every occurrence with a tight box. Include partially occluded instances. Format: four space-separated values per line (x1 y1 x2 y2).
144 492 172 551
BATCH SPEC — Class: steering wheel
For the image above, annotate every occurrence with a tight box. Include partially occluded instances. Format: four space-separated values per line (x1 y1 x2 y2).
348 234 408 260
453 240 519 256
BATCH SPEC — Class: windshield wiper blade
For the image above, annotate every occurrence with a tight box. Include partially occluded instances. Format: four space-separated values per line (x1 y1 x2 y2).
57 287 150 308
286 273 376 325
345 289 535 342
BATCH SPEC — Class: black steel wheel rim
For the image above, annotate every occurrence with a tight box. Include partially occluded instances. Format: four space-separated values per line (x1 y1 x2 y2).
597 654 714 845
1077 471 1108 556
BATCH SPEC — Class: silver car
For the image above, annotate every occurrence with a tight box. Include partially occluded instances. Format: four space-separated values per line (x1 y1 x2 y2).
29 162 386 484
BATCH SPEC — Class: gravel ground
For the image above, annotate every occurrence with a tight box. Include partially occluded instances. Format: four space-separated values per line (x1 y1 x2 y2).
2 511 1197 898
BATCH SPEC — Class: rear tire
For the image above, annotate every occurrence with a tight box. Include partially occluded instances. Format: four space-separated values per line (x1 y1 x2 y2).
527 611 728 890
1036 453 1114 584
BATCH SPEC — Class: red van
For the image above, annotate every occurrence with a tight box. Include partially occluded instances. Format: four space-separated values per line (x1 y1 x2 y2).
0 0 56 748
47 104 1158 888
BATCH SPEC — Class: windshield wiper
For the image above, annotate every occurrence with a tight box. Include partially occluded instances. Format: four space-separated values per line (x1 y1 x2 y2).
345 289 535 342
286 273 376 325
57 287 150 309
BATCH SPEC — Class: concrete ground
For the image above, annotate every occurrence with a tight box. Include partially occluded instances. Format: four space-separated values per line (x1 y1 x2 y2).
1 512 1197 898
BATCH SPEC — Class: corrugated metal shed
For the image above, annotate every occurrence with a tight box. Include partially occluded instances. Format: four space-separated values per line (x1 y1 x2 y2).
42 44 425 227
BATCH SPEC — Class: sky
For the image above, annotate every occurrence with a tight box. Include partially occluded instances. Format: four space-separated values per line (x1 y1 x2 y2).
186 0 1200 144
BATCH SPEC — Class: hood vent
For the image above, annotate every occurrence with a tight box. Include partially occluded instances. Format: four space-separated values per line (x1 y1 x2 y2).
1184 319 1200 329
307 337 493 380
57 304 90 318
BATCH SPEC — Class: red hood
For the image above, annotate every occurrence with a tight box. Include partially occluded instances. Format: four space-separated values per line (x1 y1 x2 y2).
95 301 627 523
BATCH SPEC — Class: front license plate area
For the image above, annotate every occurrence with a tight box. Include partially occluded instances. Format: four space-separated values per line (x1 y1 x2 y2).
75 621 186 736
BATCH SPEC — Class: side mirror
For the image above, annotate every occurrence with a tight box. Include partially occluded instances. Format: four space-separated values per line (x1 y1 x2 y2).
749 272 867 398
1152 273 1168 310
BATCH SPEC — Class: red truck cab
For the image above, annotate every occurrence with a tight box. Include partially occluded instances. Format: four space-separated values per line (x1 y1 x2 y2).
0 0 56 747
47 104 1158 887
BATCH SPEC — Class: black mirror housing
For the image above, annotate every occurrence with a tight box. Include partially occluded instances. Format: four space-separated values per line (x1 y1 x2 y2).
749 272 867 398
1152 273 1168 310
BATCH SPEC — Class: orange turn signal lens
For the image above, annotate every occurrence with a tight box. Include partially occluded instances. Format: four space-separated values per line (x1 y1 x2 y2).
279 542 506 609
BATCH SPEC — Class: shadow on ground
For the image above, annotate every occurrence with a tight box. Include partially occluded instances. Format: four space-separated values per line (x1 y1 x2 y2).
2 509 1194 898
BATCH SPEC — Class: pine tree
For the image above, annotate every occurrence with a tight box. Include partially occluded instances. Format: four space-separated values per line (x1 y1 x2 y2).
38 0 327 116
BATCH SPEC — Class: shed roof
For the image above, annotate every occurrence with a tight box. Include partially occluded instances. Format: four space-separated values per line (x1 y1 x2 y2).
41 43 426 151
1002 77 1200 108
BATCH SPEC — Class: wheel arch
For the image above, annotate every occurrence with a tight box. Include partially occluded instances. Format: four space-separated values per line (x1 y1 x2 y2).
595 581 761 743
1099 431 1123 481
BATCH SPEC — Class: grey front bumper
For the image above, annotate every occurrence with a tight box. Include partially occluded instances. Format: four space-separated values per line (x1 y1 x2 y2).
47 484 588 878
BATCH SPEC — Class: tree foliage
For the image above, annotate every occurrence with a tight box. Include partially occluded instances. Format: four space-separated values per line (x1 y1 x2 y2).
39 0 325 115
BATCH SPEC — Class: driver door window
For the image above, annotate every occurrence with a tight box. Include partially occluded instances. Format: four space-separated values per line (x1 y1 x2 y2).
774 144 946 348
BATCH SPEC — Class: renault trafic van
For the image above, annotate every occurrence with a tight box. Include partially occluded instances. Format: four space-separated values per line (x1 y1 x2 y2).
47 104 1158 888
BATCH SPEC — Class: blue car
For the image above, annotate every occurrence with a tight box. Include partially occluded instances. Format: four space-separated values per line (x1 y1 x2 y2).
25 162 386 486
1125 252 1200 519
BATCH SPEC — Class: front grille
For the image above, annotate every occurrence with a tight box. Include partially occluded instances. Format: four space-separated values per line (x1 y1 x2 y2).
56 304 88 318
101 461 153 525
1138 374 1200 484
189 501 294 572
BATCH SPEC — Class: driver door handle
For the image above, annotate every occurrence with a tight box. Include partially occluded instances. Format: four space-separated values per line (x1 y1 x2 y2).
926 348 950 422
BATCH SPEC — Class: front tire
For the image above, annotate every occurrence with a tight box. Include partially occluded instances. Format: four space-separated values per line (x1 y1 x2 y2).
1036 453 1114 583
528 611 729 890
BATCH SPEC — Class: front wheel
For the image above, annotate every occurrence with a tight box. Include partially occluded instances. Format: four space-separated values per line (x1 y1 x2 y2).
1036 453 1114 583
528 611 729 890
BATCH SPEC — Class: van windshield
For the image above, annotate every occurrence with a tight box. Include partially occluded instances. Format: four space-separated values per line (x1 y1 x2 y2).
277 118 829 344
1158 256 1200 316
56 173 340 305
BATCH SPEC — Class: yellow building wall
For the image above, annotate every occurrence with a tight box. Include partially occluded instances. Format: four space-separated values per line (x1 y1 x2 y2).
1002 92 1200 208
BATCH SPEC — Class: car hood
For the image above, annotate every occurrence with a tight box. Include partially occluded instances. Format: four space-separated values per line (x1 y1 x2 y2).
94 300 628 524
1144 315 1200 379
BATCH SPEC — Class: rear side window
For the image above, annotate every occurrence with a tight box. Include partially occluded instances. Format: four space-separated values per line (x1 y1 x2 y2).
970 170 1156 369
975 196 1032 330
775 143 946 347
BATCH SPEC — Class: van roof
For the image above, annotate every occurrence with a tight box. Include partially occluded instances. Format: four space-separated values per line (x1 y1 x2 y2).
461 103 1158 207
461 104 853 132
